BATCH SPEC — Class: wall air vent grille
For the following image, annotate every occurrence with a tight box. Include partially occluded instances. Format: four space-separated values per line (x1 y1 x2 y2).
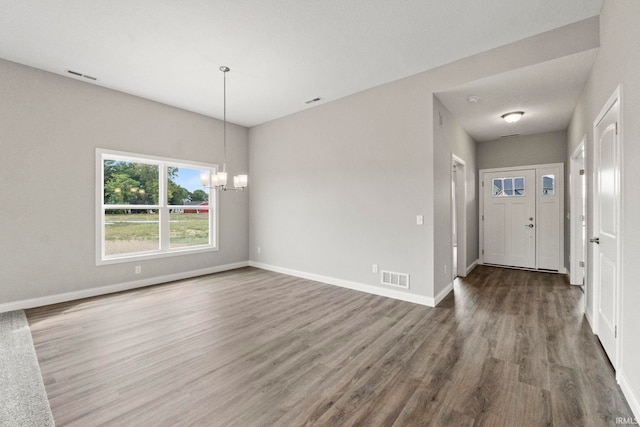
305 97 322 105
381 270 410 289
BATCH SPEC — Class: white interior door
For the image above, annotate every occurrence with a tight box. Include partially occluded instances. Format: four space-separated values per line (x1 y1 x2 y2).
483 169 536 269
593 95 620 366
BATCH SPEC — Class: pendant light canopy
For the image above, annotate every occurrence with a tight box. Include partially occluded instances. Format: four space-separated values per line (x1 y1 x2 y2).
200 66 248 192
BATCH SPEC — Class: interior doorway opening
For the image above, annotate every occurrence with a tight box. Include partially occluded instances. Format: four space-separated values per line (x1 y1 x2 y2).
452 155 467 278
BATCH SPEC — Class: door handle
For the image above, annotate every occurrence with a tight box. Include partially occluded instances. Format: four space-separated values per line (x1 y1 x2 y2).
525 224 534 228
590 237 600 244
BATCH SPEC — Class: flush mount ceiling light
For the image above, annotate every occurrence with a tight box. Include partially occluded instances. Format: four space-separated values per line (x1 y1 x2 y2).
501 111 524 123
200 66 248 192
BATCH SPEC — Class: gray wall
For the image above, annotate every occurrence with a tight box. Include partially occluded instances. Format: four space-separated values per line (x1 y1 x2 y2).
0 59 249 305
567 0 640 414
249 18 598 303
433 96 479 278
478 130 567 170
249 77 433 299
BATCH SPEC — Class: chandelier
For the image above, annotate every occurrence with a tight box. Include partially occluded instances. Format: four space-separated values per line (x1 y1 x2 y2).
200 66 248 191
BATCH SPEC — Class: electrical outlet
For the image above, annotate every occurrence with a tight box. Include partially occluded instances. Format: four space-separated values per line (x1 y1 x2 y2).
443 265 447 276
257 246 261 254
135 265 142 274
416 215 424 225
372 264 379 274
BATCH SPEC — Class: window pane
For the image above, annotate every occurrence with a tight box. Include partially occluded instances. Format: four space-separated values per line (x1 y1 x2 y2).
170 211 210 249
104 160 159 205
514 177 525 196
542 175 555 195
98 150 218 263
168 166 210 206
104 210 160 256
492 178 503 197
504 178 513 196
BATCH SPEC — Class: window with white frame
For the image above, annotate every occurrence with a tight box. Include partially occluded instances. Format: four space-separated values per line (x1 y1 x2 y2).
97 149 217 264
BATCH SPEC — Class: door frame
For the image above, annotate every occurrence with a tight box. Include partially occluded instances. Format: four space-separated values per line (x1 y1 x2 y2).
591 85 623 370
570 139 587 285
451 154 467 277
479 163 565 272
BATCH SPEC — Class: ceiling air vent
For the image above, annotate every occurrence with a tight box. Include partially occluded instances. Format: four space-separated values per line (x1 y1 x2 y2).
305 97 322 105
381 270 409 289
66 69 98 81
500 133 521 139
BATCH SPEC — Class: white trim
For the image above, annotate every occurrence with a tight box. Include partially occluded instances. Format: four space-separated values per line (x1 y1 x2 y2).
585 305 594 330
97 245 219 266
0 261 248 314
465 259 479 276
434 281 454 306
569 138 587 322
619 372 640 421
479 163 566 174
249 261 435 307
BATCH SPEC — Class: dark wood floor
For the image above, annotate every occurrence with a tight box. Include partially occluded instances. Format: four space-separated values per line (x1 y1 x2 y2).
27 266 633 426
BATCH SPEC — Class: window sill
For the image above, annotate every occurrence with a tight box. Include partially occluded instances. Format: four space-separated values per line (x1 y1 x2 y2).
97 245 218 266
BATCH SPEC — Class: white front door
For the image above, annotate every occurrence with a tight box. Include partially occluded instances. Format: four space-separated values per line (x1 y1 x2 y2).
483 169 536 269
593 94 621 366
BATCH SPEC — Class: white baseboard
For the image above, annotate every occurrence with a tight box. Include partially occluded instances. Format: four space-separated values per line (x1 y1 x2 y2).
434 281 453 306
0 261 249 314
465 259 479 276
249 261 434 307
619 372 640 421
585 307 594 331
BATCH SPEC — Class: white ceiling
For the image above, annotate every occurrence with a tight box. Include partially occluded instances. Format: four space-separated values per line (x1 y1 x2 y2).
436 48 599 142
0 0 603 128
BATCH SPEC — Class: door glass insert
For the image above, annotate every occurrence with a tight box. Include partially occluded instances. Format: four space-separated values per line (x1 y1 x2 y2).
492 178 503 197
514 177 525 196
492 177 525 197
504 178 513 196
542 175 555 195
